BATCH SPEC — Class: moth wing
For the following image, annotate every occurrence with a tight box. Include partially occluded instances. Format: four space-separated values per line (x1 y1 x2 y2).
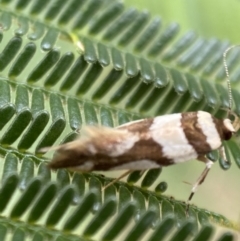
48 113 206 171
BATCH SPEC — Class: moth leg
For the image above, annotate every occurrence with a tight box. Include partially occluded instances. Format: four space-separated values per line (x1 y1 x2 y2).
102 170 132 190
219 145 230 164
186 157 214 215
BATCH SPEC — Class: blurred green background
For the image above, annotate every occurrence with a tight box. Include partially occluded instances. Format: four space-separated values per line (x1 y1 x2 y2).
0 0 239 231
125 0 240 43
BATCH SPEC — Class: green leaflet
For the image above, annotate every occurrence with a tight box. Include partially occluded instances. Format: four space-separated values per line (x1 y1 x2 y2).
0 0 238 240
0 154 236 240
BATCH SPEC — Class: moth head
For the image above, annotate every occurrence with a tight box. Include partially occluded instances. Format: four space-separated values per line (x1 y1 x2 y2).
230 111 240 132
221 111 239 142
218 117 234 141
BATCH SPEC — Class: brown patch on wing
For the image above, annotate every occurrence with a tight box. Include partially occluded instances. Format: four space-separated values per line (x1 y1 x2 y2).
49 138 173 171
116 118 171 166
117 118 154 133
181 112 211 154
117 138 173 167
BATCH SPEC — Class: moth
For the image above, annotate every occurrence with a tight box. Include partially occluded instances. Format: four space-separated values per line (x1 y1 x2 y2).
45 46 240 212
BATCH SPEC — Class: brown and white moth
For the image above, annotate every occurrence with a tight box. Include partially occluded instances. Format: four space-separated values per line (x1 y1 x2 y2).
45 46 240 211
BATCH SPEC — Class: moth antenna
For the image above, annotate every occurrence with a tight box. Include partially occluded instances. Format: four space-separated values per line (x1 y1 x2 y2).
223 45 240 131
223 45 235 113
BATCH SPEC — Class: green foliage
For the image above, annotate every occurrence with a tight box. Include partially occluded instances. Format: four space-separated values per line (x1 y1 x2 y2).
0 0 239 240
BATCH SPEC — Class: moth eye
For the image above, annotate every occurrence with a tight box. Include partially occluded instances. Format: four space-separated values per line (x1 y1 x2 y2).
223 131 232 140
